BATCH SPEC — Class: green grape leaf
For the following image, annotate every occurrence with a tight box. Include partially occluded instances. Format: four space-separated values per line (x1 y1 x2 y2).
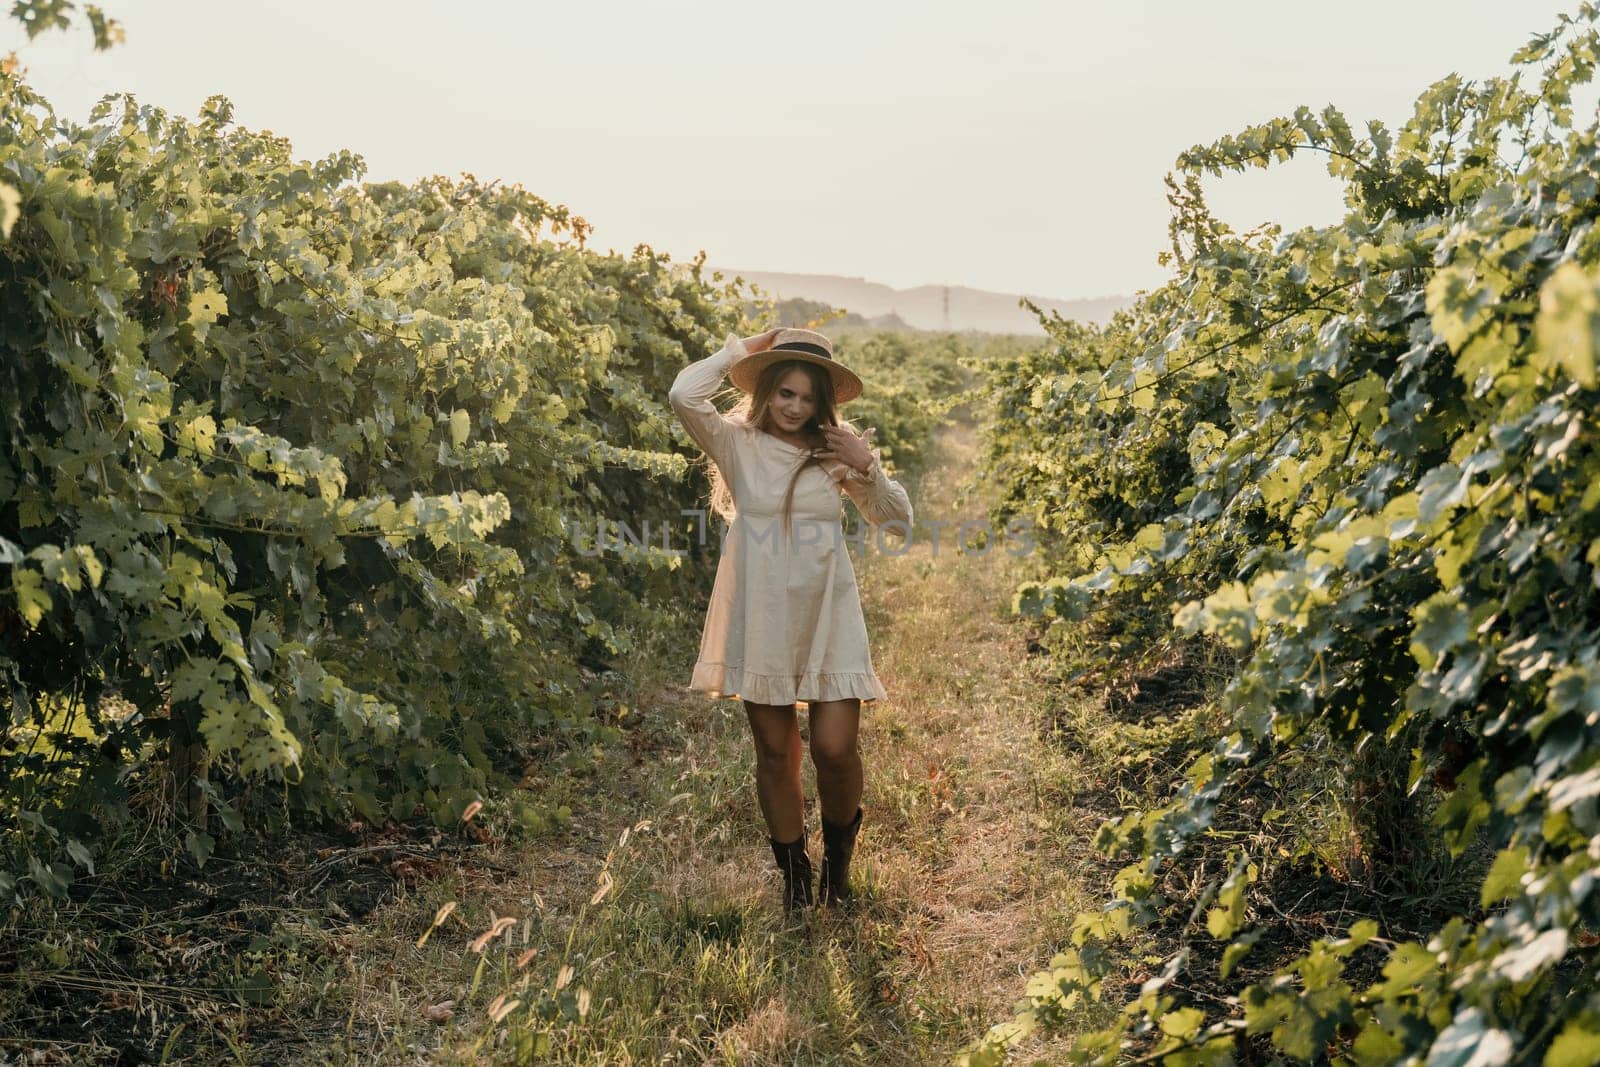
188 289 228 324
1479 845 1529 907
1545 1025 1600 1067
185 830 215 869
1534 261 1598 388
1220 930 1262 979
1159 1006 1206 1039
12 567 52 628
1410 593 1469 670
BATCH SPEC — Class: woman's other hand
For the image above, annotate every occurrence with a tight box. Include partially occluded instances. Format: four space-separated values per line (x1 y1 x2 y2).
739 327 783 354
818 425 876 473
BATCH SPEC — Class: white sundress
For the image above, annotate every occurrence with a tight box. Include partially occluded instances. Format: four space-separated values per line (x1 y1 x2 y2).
668 332 915 707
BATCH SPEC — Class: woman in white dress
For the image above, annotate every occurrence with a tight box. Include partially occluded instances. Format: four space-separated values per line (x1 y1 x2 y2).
668 327 914 914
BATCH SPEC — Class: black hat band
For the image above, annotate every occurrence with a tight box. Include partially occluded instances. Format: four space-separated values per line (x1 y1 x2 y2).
770 341 832 361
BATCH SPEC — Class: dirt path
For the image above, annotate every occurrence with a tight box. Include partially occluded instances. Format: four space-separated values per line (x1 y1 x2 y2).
318 417 1095 1065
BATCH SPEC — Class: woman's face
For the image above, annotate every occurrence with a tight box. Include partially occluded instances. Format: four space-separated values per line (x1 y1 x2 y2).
767 367 817 432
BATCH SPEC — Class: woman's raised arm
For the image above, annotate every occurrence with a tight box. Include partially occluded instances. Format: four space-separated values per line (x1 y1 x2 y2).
668 332 748 476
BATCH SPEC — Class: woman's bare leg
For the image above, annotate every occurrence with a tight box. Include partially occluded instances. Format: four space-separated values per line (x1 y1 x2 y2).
744 700 804 842
807 698 863 825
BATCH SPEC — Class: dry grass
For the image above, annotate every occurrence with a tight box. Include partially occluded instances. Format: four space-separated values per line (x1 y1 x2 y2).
853 423 1088 1031
296 417 1102 1065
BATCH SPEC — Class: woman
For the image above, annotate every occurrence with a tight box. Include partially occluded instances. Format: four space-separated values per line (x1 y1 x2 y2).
668 326 914 914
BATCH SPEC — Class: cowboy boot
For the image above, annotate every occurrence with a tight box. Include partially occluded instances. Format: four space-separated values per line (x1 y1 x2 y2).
818 805 863 907
769 829 815 913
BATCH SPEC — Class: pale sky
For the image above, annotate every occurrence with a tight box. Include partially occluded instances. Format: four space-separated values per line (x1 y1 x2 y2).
6 1 1593 301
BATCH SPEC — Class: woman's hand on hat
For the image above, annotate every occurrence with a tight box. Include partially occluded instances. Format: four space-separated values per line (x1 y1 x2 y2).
739 327 783 354
818 425 876 474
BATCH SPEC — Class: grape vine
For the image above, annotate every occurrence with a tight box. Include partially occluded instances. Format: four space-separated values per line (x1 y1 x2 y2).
966 6 1600 1062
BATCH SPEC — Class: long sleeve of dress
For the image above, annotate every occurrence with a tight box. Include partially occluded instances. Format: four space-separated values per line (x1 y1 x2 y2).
668 332 747 477
838 448 914 529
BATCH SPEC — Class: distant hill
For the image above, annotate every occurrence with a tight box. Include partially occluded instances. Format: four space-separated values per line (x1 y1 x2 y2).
754 295 914 333
715 268 1133 335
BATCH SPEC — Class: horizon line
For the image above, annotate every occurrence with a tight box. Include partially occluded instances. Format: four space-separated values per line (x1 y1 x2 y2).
707 265 1138 306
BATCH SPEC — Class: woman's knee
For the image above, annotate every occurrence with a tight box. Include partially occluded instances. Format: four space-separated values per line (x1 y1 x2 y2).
752 734 798 773
745 701 798 770
809 732 859 774
807 699 860 772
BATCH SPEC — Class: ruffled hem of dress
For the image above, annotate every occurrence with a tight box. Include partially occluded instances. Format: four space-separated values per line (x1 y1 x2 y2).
689 661 887 705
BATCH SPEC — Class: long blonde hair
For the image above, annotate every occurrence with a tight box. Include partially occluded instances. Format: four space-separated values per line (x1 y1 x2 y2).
705 359 856 533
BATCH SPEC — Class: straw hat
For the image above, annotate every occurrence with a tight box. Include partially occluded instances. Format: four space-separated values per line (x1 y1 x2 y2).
728 328 864 404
